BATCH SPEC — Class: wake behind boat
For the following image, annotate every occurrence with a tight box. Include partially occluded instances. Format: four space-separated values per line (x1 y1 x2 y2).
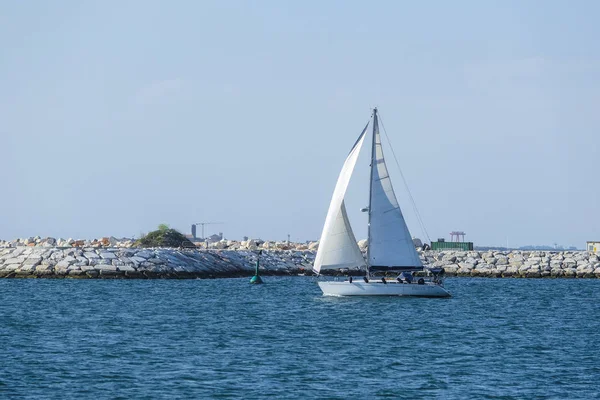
313 108 450 298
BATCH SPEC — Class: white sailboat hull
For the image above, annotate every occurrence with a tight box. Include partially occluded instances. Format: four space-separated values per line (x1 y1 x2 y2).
318 280 451 297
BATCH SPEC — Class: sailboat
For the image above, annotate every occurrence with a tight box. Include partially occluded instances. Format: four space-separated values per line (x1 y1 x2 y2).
313 108 450 297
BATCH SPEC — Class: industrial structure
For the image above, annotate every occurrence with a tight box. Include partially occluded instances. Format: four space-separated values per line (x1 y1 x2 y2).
431 231 474 251
449 231 466 242
587 241 600 253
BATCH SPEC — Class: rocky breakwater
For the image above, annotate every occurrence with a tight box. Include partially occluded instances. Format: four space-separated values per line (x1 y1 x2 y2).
1 244 599 279
0 247 315 279
421 250 600 278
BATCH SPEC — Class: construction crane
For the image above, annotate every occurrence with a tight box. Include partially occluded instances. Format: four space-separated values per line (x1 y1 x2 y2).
191 222 224 240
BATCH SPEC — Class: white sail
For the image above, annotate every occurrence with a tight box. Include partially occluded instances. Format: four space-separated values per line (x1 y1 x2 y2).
313 200 365 273
313 125 368 274
368 112 422 270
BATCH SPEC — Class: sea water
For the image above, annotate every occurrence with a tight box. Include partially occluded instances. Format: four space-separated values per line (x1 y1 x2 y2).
1 277 599 399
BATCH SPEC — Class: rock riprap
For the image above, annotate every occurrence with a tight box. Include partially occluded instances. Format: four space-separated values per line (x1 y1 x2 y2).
420 250 600 278
0 247 598 279
0 247 315 279
0 236 313 250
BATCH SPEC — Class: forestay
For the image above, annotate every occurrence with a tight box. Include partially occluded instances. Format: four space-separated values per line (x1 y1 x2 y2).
313 124 368 274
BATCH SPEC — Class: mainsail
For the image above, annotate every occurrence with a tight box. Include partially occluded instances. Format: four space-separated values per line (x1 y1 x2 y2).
313 124 368 274
367 110 423 271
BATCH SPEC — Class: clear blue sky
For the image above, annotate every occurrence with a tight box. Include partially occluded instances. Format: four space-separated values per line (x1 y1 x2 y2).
2 1 599 248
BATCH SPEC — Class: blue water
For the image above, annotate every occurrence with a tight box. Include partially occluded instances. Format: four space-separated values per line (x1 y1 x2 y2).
1 277 600 399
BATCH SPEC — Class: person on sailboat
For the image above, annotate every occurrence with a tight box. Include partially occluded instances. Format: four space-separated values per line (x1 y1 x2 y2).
399 272 413 284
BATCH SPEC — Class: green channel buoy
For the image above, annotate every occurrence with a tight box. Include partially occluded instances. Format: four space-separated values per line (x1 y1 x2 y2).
250 250 264 284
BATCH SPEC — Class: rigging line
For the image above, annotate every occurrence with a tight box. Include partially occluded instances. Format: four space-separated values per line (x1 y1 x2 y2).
378 113 432 244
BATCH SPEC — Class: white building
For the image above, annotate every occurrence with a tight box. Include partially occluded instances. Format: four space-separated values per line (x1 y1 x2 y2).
587 241 600 253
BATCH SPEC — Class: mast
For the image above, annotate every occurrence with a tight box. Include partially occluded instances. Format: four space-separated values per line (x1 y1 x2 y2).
365 107 378 279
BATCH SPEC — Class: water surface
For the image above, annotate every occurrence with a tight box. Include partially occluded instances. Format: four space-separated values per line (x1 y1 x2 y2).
1 277 599 399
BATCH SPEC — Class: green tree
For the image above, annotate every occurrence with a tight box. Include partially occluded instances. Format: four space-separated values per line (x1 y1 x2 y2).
135 225 195 248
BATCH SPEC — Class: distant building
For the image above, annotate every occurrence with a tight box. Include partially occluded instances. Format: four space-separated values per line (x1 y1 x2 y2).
431 236 474 251
431 239 474 251
185 232 223 244
587 241 600 253
206 233 223 243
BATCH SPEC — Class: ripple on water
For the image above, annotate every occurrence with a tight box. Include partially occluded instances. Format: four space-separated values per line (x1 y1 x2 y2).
1 277 600 399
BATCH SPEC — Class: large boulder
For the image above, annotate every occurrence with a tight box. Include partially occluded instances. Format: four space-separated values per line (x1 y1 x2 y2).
211 240 227 250
563 257 577 268
357 239 368 252
442 254 457 263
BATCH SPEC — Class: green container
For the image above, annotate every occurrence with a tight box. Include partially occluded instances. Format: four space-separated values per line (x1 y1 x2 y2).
431 241 473 251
